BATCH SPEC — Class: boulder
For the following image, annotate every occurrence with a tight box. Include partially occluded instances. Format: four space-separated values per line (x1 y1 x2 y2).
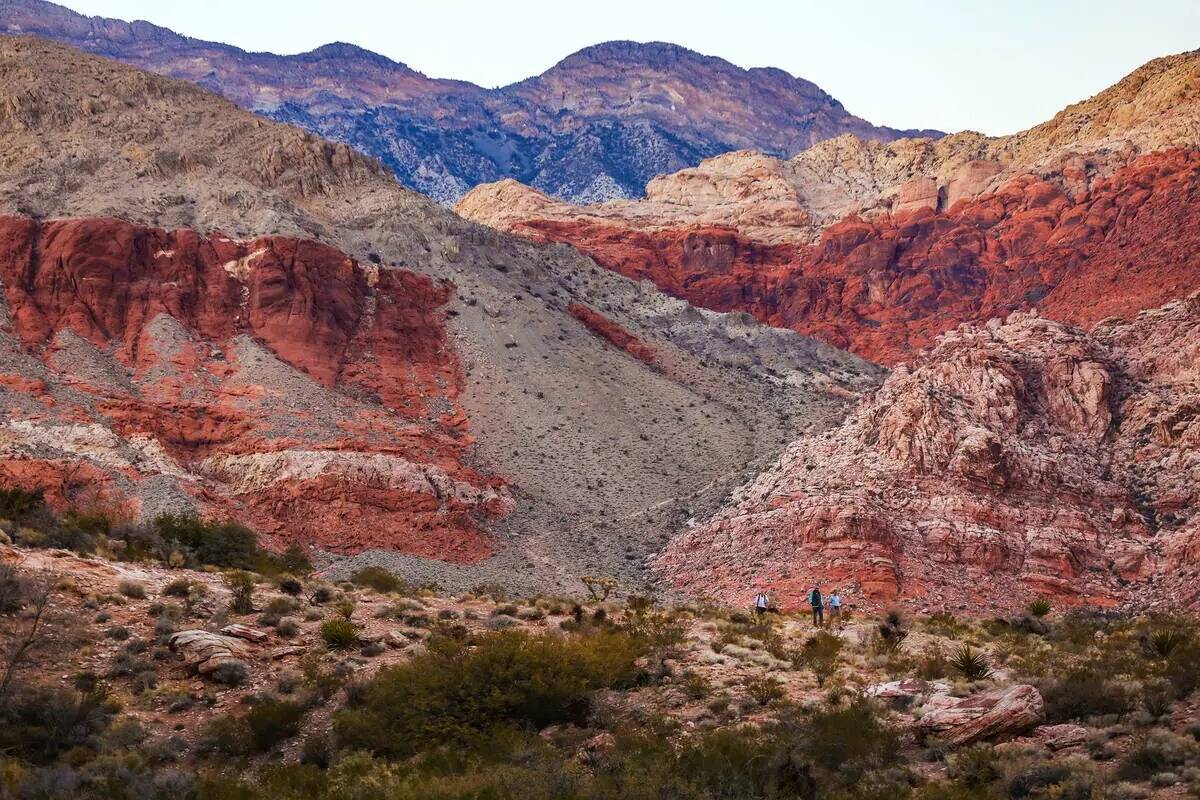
220 623 269 642
919 684 1045 745
168 630 253 676
1034 723 1089 751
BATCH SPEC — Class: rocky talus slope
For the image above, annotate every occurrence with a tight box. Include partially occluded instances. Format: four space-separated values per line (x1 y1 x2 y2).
0 0 938 202
655 295 1200 612
458 49 1200 364
0 35 880 593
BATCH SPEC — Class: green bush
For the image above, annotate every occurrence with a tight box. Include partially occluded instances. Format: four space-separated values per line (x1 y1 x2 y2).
1041 666 1132 723
117 579 147 599
1029 598 1052 618
0 683 117 763
223 570 256 614
154 513 259 569
335 628 645 758
1165 639 1200 698
199 699 304 756
320 617 359 650
949 645 993 681
1142 628 1189 660
350 566 408 594
798 630 844 687
161 577 192 597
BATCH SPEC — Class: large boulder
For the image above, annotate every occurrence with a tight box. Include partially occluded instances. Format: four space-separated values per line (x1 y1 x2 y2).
919 684 1045 745
168 629 253 675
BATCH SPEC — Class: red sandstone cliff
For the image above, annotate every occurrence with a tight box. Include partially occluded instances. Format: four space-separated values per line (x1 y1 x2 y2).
464 148 1200 365
0 216 509 559
654 295 1200 612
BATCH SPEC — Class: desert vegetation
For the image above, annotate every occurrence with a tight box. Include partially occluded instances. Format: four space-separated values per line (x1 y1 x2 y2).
0 496 1199 799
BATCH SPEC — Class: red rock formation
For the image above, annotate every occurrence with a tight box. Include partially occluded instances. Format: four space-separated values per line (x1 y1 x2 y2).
0 215 509 559
655 295 1200 612
567 303 658 365
506 149 1200 366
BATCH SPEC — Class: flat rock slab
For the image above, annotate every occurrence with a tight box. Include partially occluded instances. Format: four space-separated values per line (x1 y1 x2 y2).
220 623 269 642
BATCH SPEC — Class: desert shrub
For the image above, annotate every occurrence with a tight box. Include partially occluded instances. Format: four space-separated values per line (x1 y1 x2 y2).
307 584 335 606
244 699 305 753
917 643 952 681
945 743 1004 788
277 577 304 596
276 617 300 638
949 645 994 681
117 579 146 599
1029 598 1052 618
746 675 785 706
0 486 46 520
1117 730 1197 781
1164 639 1200 698
872 616 909 655
0 682 117 763
223 570 256 614
277 543 313 576
1142 627 1190 660
257 597 300 627
1007 758 1097 799
350 566 407 594
797 630 844 687
335 628 645 758
471 582 507 602
0 561 33 614
1041 666 1132 723
161 578 192 598
211 660 249 687
154 513 259 570
924 611 967 637
790 698 903 788
320 617 359 650
581 574 618 602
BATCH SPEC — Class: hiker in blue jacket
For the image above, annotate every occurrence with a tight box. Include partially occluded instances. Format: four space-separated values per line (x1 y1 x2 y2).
809 583 824 626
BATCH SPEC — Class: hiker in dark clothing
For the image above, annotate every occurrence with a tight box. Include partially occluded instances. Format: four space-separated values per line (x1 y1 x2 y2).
809 583 824 625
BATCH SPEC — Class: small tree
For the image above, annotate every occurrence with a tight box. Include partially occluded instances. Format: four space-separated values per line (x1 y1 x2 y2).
581 575 618 602
223 570 256 615
0 569 55 709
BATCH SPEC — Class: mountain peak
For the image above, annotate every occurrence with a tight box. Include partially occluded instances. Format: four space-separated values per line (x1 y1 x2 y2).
297 40 412 71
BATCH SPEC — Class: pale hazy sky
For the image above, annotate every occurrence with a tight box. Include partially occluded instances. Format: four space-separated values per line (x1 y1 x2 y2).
59 0 1200 136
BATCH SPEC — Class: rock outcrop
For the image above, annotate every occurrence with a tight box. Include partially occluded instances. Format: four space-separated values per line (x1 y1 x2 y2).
462 148 1200 365
655 295 1200 611
919 685 1045 745
0 215 509 559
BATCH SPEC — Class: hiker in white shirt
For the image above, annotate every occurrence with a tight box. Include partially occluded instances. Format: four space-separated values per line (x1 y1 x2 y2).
753 590 770 617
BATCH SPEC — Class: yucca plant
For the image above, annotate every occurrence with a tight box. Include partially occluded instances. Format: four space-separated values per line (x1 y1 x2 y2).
1142 628 1189 660
1029 598 1052 618
950 645 994 681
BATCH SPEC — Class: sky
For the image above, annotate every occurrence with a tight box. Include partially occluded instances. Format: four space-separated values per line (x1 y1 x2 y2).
59 0 1200 136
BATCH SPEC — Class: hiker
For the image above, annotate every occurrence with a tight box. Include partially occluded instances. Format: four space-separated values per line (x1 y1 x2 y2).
753 589 770 617
828 588 841 623
809 583 823 625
